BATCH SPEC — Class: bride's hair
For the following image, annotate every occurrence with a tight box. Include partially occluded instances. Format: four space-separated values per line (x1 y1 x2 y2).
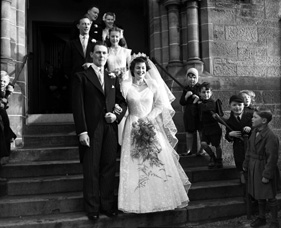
129 57 151 76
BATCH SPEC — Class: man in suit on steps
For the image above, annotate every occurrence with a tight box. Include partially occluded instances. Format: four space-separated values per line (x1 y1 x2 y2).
72 41 127 221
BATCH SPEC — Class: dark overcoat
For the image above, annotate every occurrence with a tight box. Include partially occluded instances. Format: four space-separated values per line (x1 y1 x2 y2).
179 83 201 133
225 111 253 171
243 126 280 199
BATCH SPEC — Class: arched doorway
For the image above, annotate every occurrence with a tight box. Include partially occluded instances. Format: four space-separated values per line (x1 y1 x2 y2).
27 0 149 114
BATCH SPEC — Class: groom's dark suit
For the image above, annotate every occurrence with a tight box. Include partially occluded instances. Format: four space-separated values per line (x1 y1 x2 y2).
72 65 127 215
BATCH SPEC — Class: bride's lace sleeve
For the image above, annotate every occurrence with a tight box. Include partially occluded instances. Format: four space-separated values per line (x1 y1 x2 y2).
146 80 163 120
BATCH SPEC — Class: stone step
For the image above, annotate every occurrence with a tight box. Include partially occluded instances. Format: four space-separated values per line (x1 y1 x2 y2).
5 173 242 200
5 175 83 196
188 179 243 201
0 160 82 178
9 147 79 163
0 157 237 181
0 192 83 218
23 124 75 135
8 148 209 166
186 166 239 183
0 196 251 227
0 210 188 228
22 134 79 148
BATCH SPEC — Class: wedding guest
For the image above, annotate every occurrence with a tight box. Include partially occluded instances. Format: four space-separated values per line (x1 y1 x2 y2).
225 95 253 181
179 68 201 156
198 82 222 169
64 16 96 78
101 12 127 47
118 56 191 213
70 5 102 42
72 41 127 220
239 90 256 114
107 27 131 145
0 71 16 160
243 108 280 228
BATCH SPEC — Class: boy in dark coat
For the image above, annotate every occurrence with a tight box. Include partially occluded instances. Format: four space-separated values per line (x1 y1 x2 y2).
225 95 253 176
179 68 201 156
243 108 280 228
198 82 222 168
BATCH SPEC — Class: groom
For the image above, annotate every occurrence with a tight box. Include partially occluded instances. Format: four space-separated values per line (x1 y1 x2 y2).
72 41 127 220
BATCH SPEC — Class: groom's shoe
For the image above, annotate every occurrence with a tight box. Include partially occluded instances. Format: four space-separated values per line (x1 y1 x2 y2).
100 209 118 218
87 212 99 221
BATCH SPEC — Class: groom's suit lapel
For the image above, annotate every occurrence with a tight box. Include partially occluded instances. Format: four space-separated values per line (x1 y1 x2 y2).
85 68 114 96
85 67 104 95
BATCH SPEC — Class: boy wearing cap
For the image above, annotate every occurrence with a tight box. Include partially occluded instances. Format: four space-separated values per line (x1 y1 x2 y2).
243 108 280 228
225 95 253 176
179 68 201 156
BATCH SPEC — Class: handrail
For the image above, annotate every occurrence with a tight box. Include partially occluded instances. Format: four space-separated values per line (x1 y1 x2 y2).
9 54 29 86
151 57 185 90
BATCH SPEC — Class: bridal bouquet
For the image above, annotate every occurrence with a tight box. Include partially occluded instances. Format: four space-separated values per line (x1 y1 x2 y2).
131 118 162 167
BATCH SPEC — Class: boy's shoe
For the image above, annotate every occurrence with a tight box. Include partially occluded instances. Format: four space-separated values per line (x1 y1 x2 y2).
180 150 192 156
250 217 266 227
208 157 215 169
215 158 223 168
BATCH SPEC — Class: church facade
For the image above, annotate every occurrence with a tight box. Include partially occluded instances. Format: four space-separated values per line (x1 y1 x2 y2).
1 0 281 152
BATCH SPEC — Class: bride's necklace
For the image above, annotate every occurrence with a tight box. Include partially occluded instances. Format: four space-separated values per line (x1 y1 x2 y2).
133 80 146 87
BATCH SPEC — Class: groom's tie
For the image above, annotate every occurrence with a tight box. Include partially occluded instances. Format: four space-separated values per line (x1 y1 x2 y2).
97 68 104 91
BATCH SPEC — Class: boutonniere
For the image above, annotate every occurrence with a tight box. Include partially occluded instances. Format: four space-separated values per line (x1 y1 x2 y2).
94 24 98 28
108 72 116 79
91 39 96 43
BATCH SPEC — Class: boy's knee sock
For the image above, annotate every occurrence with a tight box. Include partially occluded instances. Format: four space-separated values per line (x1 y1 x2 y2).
269 198 279 223
186 133 193 153
215 146 222 160
258 199 266 219
203 145 215 158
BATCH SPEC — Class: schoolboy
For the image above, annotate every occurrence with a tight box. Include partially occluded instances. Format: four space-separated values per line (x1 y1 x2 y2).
243 108 280 228
239 90 256 114
179 68 201 156
225 95 252 176
198 82 222 168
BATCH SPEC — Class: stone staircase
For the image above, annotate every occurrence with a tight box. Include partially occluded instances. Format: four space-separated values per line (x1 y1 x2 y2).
0 122 253 228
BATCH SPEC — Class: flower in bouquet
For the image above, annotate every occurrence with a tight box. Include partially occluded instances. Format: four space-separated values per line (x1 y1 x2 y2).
108 67 126 80
131 118 162 167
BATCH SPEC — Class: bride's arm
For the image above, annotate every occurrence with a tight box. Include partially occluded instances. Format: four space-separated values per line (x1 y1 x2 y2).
146 85 163 120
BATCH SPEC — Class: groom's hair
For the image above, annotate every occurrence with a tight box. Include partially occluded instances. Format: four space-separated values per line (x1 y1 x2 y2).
129 57 150 76
91 41 108 52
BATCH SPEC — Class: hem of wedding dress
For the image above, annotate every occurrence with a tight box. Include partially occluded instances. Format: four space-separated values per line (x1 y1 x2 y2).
118 201 189 214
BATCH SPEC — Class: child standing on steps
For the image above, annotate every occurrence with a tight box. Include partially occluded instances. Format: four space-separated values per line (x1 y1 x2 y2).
0 71 16 164
225 95 253 181
198 82 222 169
239 90 256 114
179 68 201 156
243 108 280 228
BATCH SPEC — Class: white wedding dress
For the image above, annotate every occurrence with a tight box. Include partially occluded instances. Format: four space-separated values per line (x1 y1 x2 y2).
118 77 191 214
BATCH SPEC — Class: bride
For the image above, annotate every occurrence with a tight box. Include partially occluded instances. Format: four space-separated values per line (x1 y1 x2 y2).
118 55 191 213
